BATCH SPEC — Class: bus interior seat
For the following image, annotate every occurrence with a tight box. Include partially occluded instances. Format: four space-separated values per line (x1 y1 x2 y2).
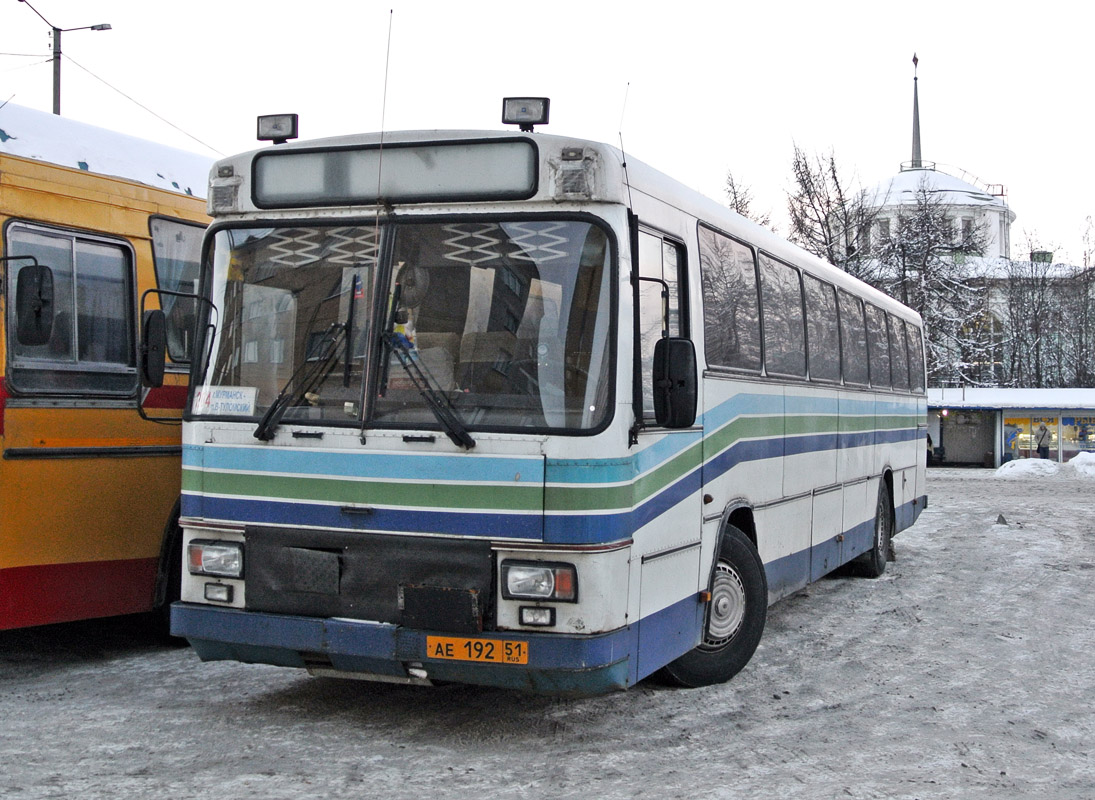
414 332 459 391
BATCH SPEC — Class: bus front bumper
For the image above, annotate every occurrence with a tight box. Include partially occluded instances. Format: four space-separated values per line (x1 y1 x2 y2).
171 602 633 696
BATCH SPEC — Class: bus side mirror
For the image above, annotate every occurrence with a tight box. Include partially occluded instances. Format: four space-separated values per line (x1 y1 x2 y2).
653 337 697 428
15 264 54 346
140 309 168 388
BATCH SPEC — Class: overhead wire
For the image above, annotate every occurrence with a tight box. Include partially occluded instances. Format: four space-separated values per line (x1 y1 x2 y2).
0 56 51 74
61 53 224 156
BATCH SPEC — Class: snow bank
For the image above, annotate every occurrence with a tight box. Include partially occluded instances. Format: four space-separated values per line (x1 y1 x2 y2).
995 454 1095 479
996 458 1060 478
1067 451 1095 477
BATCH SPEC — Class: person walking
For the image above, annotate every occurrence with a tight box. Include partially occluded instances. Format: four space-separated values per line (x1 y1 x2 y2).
1036 423 1051 460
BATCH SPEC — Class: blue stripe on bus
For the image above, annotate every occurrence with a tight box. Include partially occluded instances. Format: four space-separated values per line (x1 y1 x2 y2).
785 432 840 456
543 466 704 544
701 436 786 485
180 494 544 540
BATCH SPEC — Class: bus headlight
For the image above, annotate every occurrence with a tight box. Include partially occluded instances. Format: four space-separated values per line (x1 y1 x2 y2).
501 561 577 602
188 540 244 579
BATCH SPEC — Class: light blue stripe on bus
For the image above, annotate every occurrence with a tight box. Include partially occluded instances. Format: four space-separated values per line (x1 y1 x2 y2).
544 430 702 486
183 444 544 484
547 393 781 486
784 393 840 415
698 392 786 431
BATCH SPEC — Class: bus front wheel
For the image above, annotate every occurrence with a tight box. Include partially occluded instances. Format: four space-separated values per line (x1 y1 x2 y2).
660 525 767 688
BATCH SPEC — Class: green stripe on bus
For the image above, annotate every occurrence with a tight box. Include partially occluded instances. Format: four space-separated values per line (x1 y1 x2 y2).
181 469 542 511
544 438 705 512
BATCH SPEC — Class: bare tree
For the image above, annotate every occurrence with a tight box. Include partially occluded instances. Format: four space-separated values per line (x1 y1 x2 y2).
999 243 1058 387
786 145 878 283
1083 216 1094 269
1061 263 1095 386
725 171 772 229
998 237 1095 388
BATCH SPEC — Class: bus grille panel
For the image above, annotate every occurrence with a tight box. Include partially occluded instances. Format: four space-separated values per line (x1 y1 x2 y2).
244 527 494 634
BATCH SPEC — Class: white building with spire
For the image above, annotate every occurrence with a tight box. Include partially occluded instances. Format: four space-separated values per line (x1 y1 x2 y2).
866 55 1016 260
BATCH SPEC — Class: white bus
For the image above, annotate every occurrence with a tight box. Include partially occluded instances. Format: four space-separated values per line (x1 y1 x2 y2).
158 102 927 694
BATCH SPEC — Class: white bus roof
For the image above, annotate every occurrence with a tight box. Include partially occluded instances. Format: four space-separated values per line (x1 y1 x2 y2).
0 103 212 199
216 128 919 323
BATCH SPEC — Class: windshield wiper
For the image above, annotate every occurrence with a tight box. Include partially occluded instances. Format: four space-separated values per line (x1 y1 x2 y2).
381 286 475 450
253 321 347 441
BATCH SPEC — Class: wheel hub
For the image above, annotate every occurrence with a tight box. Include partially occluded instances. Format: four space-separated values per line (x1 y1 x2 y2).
702 562 746 649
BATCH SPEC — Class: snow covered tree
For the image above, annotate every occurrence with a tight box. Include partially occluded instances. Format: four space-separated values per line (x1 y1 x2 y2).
786 146 879 284
873 176 991 386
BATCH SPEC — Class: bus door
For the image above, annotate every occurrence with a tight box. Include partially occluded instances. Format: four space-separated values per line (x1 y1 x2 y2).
632 229 703 675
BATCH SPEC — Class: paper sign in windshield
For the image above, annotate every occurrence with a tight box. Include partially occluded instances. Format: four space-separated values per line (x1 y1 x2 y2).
192 386 258 416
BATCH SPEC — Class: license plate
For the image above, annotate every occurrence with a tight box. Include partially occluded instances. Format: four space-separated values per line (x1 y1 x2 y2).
425 635 529 665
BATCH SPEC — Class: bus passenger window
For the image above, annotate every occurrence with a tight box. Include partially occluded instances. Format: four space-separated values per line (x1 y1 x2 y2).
638 230 684 418
150 218 205 363
75 239 131 364
758 254 805 378
865 304 891 389
699 226 760 372
6 224 136 395
908 325 926 392
837 290 868 386
803 274 840 382
890 316 911 390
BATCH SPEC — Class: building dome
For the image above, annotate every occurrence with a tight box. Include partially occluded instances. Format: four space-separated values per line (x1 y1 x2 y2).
867 164 1015 260
865 59 1015 260
868 165 1014 215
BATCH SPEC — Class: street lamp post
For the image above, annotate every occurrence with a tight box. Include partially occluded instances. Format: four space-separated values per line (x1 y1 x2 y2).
51 23 111 115
18 1 110 115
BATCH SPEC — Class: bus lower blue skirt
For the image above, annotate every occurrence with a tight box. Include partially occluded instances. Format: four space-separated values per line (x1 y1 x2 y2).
171 603 635 696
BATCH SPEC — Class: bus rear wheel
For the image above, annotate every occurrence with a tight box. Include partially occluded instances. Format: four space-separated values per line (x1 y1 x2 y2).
660 525 767 688
854 480 893 578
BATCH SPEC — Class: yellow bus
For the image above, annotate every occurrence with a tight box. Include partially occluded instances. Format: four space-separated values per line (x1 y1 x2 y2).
0 104 210 629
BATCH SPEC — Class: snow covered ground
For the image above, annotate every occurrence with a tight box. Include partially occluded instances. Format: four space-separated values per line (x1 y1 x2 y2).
1 467 1093 799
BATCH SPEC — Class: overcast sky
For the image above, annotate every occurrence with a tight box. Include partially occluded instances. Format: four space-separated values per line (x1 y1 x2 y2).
3 1 1090 263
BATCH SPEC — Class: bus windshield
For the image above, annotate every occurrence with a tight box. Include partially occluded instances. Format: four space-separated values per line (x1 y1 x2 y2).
196 218 614 434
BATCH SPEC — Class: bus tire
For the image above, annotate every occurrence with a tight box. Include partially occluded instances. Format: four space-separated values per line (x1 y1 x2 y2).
854 480 893 579
660 525 767 688
152 504 185 642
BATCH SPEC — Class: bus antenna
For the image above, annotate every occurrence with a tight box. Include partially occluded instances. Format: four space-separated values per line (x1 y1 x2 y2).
376 9 394 196
618 82 634 210
361 8 395 446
